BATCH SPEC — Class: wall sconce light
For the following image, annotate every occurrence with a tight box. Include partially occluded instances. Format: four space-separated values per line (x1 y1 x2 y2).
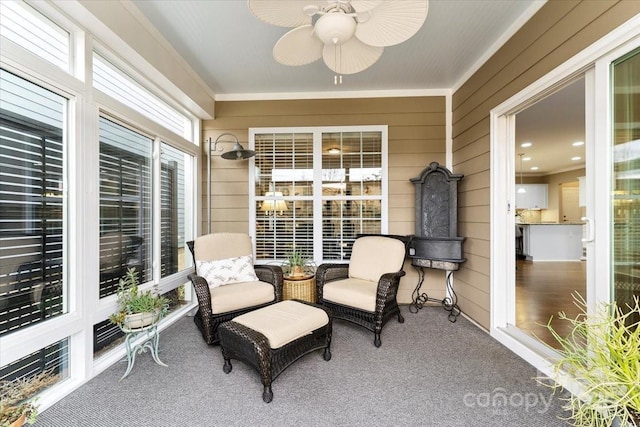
209 133 256 160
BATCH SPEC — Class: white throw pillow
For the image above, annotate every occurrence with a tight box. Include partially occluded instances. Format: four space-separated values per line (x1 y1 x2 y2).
196 255 259 288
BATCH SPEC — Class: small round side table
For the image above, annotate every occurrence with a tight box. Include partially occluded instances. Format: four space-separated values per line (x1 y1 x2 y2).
283 274 316 303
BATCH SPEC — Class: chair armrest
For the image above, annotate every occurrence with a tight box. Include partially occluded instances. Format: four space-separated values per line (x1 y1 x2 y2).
316 263 349 301
316 264 349 285
188 272 212 314
376 270 406 300
255 265 284 302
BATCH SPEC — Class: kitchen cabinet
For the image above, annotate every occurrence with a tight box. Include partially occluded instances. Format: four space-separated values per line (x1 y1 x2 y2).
521 223 583 261
515 184 548 209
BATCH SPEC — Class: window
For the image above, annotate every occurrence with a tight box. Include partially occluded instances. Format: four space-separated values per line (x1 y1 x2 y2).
93 53 192 139
0 69 67 337
321 131 383 260
0 337 69 386
160 142 189 278
252 126 387 264
95 118 195 354
98 116 153 298
254 132 314 260
0 1 70 72
0 1 200 408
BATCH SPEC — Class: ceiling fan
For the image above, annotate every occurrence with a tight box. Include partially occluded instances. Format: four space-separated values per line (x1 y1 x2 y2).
247 0 429 82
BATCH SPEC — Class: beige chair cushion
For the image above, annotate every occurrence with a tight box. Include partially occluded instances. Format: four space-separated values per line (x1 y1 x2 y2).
348 236 405 282
210 281 275 314
194 233 253 261
233 300 329 348
322 277 378 312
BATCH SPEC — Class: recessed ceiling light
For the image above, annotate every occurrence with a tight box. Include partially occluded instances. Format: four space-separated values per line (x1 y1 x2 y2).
327 147 341 154
523 157 531 161
521 142 532 148
572 141 584 146
571 156 581 161
530 166 539 171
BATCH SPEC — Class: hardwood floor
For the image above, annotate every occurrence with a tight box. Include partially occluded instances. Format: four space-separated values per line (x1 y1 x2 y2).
515 259 586 349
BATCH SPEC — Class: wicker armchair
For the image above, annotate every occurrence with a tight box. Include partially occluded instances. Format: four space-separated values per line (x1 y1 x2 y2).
187 233 283 345
316 235 407 347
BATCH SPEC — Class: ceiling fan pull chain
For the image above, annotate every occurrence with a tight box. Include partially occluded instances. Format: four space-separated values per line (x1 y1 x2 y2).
333 43 343 85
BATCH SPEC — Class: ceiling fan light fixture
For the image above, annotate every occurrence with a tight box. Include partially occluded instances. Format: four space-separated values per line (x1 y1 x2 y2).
314 12 356 45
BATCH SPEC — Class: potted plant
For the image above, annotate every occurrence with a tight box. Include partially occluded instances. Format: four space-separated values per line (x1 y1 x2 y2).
108 268 169 329
282 248 314 277
0 370 58 427
542 293 640 427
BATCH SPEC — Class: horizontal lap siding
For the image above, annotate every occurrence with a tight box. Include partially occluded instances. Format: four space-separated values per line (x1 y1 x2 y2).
451 0 640 329
203 96 447 303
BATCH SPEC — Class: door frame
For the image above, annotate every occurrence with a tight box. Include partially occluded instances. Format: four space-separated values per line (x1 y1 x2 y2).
489 15 640 379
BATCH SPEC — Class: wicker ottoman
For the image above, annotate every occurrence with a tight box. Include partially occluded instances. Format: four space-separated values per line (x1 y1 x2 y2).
218 300 332 403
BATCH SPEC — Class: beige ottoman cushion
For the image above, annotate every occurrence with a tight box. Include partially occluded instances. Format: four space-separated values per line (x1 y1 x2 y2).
233 300 329 348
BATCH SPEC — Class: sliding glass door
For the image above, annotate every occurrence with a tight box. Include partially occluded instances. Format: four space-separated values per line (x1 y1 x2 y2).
490 28 640 376
611 48 640 324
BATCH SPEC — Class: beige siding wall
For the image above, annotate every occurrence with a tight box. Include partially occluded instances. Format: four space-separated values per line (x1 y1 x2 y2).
451 0 640 329
203 96 447 303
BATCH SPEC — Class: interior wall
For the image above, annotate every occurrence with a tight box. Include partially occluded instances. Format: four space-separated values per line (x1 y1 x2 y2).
540 168 586 223
451 0 640 329
203 96 447 303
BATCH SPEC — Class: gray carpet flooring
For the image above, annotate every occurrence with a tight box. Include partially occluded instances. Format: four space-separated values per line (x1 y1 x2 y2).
36 306 570 427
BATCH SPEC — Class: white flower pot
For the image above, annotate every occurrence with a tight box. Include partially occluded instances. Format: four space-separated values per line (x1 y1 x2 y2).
123 311 158 329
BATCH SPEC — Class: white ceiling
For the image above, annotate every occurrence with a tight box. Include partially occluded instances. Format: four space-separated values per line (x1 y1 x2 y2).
130 0 540 98
516 77 586 176
130 0 585 176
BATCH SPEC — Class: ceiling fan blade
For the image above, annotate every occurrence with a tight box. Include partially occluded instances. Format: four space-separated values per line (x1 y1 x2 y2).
273 25 324 66
247 0 321 27
350 1 383 13
355 0 429 47
322 37 383 74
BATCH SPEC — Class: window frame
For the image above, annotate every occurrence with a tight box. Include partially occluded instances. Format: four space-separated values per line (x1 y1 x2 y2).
249 125 389 265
